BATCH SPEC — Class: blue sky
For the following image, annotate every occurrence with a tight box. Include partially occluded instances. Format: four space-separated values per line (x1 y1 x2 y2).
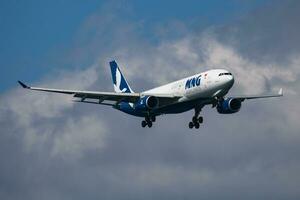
1 0 269 92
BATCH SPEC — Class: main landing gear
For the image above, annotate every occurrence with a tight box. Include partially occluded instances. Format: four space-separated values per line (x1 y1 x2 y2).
189 108 203 129
141 116 156 128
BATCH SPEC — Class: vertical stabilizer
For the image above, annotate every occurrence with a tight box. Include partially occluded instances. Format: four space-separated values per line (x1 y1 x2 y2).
109 60 134 93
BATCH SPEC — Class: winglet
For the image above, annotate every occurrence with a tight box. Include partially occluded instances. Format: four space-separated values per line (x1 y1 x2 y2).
278 88 283 96
18 81 30 89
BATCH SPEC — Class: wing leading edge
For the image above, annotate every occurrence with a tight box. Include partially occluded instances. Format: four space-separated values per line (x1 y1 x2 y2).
229 88 283 101
17 81 181 105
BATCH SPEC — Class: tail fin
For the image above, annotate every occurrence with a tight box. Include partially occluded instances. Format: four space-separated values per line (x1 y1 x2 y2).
109 60 134 93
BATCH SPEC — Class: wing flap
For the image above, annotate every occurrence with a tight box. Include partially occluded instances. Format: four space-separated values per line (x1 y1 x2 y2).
73 92 140 102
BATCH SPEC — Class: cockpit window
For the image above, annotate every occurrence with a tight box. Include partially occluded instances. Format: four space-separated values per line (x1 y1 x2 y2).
219 72 232 76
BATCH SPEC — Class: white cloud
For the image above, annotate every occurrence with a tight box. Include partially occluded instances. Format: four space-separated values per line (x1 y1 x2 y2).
1 3 300 198
0 65 105 158
110 33 299 97
200 36 298 93
2 33 298 162
51 115 107 160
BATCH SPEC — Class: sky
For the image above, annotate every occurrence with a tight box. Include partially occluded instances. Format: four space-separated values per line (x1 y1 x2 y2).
1 0 300 200
1 0 268 92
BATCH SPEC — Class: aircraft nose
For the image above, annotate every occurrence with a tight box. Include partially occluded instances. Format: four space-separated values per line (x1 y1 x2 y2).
228 75 234 87
227 75 234 88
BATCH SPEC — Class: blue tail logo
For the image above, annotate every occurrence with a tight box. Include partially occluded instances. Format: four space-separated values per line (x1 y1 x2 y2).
110 60 134 93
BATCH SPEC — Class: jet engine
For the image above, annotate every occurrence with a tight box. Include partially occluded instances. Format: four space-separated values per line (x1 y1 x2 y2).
135 96 159 111
217 98 242 114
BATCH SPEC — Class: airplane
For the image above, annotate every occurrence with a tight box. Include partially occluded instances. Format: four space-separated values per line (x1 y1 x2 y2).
18 60 283 129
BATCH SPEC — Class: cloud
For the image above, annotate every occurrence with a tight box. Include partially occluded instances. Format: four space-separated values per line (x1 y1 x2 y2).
0 66 106 156
1 1 300 200
214 0 300 64
113 32 299 96
51 115 107 159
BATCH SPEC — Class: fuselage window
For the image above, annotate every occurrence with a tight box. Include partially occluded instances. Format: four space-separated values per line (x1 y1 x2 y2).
219 73 232 76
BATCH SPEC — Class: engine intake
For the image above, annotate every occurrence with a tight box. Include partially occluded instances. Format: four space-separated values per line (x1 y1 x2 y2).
135 96 159 111
145 96 159 109
217 98 242 114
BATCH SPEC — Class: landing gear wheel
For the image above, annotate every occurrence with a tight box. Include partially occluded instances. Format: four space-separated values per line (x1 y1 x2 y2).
141 120 147 128
150 116 156 122
147 121 153 128
189 107 203 129
198 116 203 124
189 122 194 129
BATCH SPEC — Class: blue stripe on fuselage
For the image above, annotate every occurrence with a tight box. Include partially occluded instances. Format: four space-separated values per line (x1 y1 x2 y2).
114 98 210 117
115 102 146 117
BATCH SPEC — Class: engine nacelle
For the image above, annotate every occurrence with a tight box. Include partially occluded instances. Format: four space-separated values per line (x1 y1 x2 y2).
217 98 242 114
135 96 159 111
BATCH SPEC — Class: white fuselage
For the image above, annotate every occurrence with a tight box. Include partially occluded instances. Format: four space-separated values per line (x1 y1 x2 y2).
143 69 234 102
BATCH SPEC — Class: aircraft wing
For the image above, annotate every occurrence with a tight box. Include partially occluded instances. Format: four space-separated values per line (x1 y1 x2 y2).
18 81 181 105
229 88 283 101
